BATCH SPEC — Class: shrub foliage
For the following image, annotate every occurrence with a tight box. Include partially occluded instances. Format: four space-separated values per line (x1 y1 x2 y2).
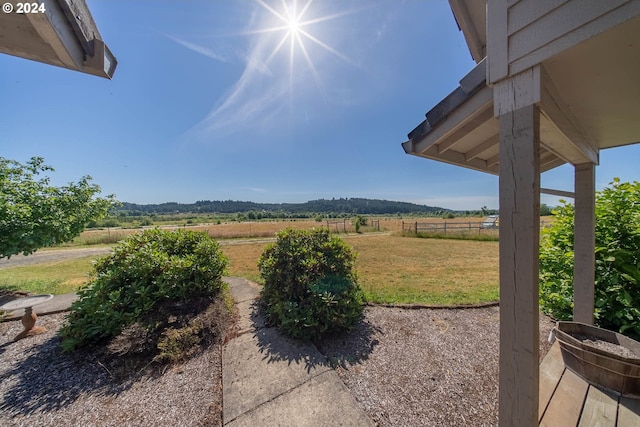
59 229 228 352
539 179 640 338
258 228 364 340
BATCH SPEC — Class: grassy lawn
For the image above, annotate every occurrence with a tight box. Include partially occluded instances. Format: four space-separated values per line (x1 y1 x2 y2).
344 235 499 305
0 234 499 305
0 256 97 295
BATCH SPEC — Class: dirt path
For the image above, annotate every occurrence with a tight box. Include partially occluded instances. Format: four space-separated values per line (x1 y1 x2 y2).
0 247 113 269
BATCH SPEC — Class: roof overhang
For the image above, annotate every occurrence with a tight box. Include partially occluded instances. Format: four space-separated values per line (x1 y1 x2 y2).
403 60 570 175
448 0 486 63
0 0 116 78
403 14 640 175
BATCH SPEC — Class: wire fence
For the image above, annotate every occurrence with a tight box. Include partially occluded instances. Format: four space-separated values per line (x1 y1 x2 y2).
326 219 381 233
401 220 551 235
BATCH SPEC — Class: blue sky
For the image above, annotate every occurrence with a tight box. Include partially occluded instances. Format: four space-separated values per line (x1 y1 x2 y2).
2 1 639 211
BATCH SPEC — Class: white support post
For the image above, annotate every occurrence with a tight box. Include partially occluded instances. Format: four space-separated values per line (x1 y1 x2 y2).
498 102 541 427
573 163 596 324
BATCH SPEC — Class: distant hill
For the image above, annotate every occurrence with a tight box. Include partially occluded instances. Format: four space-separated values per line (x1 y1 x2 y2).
117 198 449 215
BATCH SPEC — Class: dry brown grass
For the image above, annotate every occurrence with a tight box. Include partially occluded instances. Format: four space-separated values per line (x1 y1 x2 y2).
220 241 268 282
193 220 324 239
74 215 539 245
73 220 329 245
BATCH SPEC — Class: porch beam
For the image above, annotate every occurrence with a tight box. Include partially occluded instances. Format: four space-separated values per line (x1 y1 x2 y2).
539 68 599 165
573 162 596 324
496 68 541 427
540 187 575 199
25 0 85 70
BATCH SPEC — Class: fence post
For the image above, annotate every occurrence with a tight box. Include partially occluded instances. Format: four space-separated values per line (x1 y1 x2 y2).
444 221 447 234
414 221 418 234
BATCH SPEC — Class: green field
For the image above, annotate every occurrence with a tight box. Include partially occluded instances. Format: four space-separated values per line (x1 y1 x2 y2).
0 233 499 306
0 256 97 295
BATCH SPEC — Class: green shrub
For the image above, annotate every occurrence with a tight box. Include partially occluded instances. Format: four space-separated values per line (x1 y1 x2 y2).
353 215 367 233
258 228 363 340
539 179 640 338
59 228 228 352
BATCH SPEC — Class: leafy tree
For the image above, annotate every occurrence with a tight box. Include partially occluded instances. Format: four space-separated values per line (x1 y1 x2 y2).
539 178 640 338
540 203 554 216
0 156 118 259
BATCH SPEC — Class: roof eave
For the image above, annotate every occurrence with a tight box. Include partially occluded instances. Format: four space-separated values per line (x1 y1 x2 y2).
0 0 117 79
402 59 572 175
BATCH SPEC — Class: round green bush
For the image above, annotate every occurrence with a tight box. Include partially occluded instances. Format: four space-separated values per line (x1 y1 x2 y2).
258 228 364 340
539 179 640 338
59 228 228 352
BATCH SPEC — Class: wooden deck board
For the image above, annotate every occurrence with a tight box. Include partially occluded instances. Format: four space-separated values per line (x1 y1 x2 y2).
538 341 640 427
618 396 640 426
540 368 589 427
539 343 566 421
578 387 618 427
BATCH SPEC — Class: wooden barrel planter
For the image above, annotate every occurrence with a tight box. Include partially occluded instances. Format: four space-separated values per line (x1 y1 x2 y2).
553 321 640 398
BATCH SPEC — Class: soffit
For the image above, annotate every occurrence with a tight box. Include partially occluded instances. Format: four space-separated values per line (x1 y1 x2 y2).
403 15 640 174
542 14 640 149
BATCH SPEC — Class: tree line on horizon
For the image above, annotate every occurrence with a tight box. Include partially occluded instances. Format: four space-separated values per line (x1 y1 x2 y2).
116 198 461 216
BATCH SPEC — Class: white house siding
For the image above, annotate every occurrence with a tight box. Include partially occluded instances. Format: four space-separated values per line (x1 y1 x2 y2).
488 0 640 84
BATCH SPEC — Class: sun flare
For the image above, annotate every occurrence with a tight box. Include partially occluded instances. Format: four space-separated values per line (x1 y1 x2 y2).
192 0 361 135
285 8 301 35
254 0 357 85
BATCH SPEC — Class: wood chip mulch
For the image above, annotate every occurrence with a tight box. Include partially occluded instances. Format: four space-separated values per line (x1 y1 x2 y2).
1 306 555 427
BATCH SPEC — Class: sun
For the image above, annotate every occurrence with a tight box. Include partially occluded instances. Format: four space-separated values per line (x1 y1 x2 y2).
254 0 357 84
285 7 301 35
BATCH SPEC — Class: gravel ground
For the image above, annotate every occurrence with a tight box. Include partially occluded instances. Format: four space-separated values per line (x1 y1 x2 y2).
0 313 222 427
317 306 556 427
1 305 555 427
